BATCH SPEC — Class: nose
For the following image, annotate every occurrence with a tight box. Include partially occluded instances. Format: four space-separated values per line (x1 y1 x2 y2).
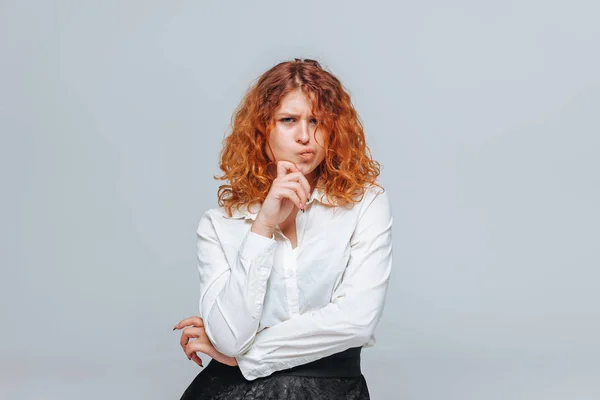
296 120 310 144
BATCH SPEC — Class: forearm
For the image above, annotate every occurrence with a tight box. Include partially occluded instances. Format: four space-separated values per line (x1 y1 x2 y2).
235 289 388 380
199 226 276 357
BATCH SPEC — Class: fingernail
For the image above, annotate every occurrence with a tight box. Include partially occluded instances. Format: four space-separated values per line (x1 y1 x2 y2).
172 326 177 331
188 357 191 360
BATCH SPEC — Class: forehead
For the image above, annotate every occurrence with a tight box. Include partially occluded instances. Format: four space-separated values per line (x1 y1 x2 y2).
275 89 316 113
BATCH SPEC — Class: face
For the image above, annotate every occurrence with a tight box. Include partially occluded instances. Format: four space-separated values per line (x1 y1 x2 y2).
265 89 326 184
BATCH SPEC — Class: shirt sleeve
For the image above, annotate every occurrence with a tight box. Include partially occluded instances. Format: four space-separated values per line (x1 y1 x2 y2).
196 211 277 357
235 189 393 380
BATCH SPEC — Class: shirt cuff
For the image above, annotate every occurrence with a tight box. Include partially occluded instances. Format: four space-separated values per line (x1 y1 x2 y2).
239 230 276 264
236 354 277 381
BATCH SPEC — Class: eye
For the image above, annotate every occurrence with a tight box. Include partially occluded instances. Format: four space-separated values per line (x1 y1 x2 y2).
309 118 318 125
280 117 296 123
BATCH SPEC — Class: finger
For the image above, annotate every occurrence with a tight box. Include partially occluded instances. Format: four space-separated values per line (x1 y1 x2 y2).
276 188 303 211
279 172 311 201
294 172 312 199
185 341 214 361
190 352 204 367
174 316 204 330
276 160 299 177
180 327 205 350
278 181 308 206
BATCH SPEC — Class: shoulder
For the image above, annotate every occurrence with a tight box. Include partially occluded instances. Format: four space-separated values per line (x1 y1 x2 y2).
199 206 248 222
355 183 391 221
359 183 390 207
362 183 387 201
196 207 235 233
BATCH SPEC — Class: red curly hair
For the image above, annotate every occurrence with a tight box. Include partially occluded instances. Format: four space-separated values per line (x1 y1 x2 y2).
215 58 382 216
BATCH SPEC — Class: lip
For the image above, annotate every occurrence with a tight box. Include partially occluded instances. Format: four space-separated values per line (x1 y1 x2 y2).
298 150 315 158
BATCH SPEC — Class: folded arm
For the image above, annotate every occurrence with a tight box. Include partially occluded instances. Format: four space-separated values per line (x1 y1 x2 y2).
196 211 276 357
235 189 393 380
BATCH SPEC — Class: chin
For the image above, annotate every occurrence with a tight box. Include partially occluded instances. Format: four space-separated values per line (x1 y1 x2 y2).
299 165 317 176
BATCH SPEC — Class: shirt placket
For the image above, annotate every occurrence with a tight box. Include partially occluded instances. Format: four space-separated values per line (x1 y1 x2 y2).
283 209 310 318
284 251 300 317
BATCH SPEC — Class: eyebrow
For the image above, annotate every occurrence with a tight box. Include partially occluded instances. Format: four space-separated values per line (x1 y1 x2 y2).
274 112 315 118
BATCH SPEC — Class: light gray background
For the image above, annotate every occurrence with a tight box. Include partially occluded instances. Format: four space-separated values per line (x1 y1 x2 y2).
1 1 598 399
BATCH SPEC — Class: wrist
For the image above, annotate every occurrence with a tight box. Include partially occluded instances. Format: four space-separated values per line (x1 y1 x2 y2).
251 219 275 239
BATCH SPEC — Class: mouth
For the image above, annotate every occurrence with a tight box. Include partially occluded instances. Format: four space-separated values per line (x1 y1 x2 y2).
298 151 315 159
298 149 315 156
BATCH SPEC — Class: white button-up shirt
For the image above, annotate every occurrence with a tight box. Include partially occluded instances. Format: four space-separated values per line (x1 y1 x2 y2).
196 184 393 380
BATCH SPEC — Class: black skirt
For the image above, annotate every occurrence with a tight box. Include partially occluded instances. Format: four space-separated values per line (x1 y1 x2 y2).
180 347 370 400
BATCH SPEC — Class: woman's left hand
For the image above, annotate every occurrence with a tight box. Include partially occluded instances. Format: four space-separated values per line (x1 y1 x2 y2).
174 316 238 367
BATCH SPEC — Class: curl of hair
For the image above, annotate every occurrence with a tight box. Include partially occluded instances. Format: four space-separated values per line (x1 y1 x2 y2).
215 58 382 216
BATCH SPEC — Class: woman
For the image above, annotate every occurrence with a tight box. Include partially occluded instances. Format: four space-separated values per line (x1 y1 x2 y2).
174 58 393 399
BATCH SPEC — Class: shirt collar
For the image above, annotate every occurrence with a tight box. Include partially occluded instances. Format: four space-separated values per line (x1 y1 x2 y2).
226 186 331 220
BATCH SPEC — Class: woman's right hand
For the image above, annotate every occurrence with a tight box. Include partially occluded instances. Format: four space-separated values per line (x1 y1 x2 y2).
252 160 311 235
